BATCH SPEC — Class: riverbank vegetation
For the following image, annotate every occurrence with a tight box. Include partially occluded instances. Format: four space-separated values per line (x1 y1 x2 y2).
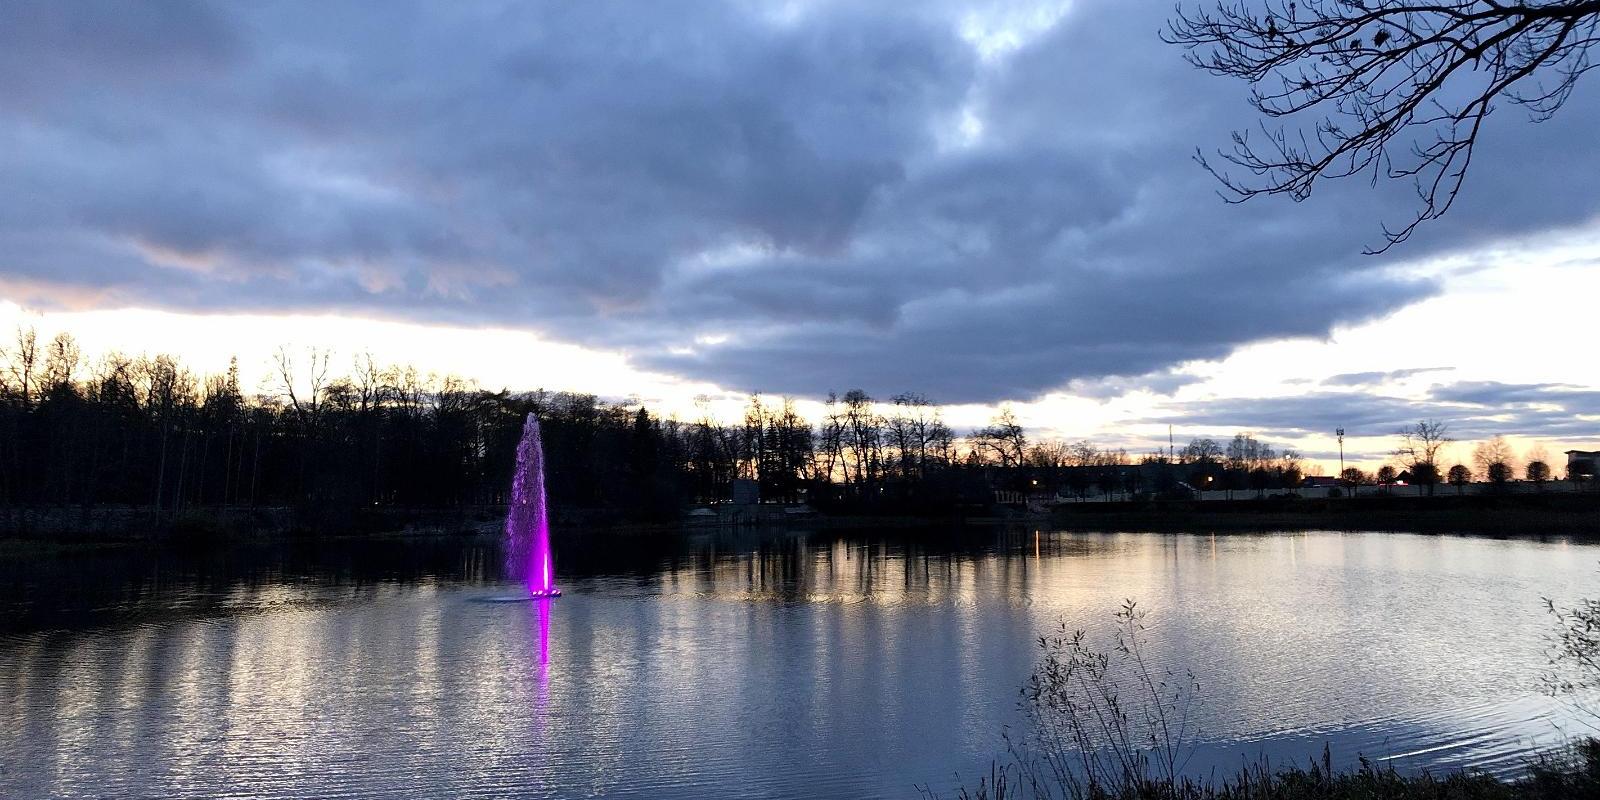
932 746 1600 800
927 600 1600 800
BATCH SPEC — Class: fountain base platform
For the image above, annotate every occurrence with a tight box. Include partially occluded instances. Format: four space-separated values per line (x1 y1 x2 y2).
474 590 563 603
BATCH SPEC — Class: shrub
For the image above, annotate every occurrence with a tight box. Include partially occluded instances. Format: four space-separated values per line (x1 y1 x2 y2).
927 601 1600 800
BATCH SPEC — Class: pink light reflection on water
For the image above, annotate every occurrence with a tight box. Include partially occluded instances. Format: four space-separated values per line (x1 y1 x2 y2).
536 597 551 668
535 597 552 718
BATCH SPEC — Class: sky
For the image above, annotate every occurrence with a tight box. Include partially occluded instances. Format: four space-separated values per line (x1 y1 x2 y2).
2 0 1598 472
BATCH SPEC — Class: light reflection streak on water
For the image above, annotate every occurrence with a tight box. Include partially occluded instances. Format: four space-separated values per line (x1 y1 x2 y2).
0 530 1596 799
533 596 552 743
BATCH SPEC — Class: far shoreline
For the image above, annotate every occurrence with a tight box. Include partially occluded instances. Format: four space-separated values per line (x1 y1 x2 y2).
2 491 1598 553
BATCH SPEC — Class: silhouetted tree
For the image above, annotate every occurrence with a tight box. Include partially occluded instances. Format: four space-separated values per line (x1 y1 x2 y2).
1448 463 1472 494
8 326 39 406
840 389 884 496
1411 462 1441 492
1527 459 1552 489
887 392 947 483
816 392 844 486
973 406 1028 470
685 396 736 505
1181 437 1223 464
1395 419 1450 495
1276 451 1304 490
1473 435 1517 480
753 397 813 504
1339 466 1368 497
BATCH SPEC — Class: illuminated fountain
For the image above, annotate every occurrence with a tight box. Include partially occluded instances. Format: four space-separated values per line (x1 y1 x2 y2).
506 413 561 598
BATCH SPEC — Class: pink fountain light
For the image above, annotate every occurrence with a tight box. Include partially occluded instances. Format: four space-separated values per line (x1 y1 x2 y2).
506 413 561 598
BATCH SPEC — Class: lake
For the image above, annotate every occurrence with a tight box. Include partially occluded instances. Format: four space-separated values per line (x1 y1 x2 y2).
1 528 1596 798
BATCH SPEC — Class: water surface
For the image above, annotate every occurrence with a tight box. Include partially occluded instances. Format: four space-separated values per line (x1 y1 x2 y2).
1 528 1595 798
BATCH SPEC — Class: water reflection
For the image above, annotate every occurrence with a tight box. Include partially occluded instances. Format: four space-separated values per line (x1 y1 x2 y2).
0 529 1595 799
534 597 552 735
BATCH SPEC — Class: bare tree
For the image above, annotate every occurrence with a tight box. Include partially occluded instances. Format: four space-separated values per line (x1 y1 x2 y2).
353 352 389 415
1276 450 1304 489
887 392 942 480
1062 438 1126 467
1180 437 1223 464
928 414 957 469
739 394 766 482
840 390 884 491
1226 432 1277 472
974 405 1028 468
41 332 80 396
766 397 815 501
1066 439 1097 466
1394 419 1450 494
137 354 195 515
692 395 744 500
273 345 332 429
1472 434 1516 478
817 392 845 484
7 326 39 406
1027 441 1071 468
1168 1 1600 251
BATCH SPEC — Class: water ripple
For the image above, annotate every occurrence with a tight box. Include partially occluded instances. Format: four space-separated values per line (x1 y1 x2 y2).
1 530 1595 798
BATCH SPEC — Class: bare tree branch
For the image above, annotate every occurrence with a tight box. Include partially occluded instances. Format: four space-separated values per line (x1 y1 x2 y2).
1166 0 1600 252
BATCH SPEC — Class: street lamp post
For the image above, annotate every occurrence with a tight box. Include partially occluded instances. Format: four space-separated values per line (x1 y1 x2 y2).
1336 428 1345 490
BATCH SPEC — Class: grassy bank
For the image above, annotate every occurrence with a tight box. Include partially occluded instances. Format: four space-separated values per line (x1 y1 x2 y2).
933 741 1600 800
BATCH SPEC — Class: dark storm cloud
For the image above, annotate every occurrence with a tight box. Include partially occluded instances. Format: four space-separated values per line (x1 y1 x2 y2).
1145 381 1600 441
2 1 1597 402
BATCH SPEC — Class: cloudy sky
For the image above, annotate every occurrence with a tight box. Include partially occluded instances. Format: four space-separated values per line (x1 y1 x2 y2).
2 0 1598 470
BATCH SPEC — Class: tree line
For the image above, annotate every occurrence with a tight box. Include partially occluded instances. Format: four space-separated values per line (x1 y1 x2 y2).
0 328 1315 521
0 329 684 520
0 330 989 520
1334 422 1587 497
4 329 1579 525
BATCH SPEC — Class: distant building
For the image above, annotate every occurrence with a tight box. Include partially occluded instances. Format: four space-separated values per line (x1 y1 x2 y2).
1566 451 1599 480
1302 476 1339 489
